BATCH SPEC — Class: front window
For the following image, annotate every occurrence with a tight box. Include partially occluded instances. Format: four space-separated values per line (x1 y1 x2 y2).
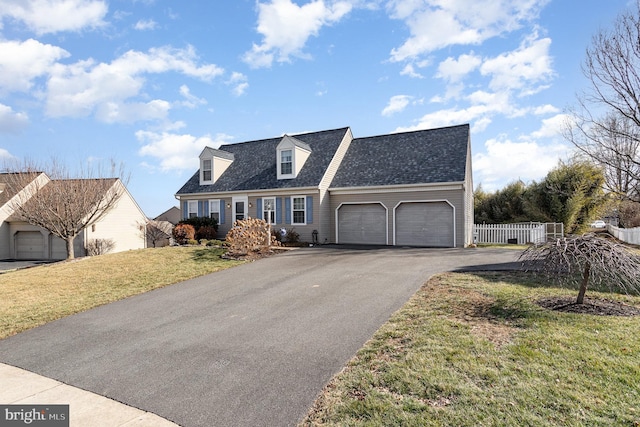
263 197 276 224
292 196 305 224
209 199 220 222
202 159 212 182
188 201 198 218
280 150 293 175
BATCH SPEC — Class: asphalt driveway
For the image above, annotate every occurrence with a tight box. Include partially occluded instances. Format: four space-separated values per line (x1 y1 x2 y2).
0 246 520 426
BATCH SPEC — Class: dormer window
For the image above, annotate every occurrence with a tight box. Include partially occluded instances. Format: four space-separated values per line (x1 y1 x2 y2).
280 150 293 175
202 159 212 182
198 147 234 185
277 135 311 180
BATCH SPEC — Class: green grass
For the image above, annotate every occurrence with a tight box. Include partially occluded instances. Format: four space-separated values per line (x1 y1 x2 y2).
301 272 640 427
0 246 244 339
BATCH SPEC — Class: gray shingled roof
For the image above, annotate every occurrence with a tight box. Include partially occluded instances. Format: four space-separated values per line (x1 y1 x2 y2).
331 124 469 188
176 127 350 194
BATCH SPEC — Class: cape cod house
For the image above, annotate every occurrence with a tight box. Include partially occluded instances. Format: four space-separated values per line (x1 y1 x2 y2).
175 124 474 248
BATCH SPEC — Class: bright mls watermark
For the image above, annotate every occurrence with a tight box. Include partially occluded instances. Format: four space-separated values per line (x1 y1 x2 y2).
0 405 68 426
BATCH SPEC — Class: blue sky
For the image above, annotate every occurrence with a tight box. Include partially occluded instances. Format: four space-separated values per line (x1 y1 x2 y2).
0 0 631 217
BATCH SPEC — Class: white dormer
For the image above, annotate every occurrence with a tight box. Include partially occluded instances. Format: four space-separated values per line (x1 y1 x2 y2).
277 135 311 180
199 147 234 185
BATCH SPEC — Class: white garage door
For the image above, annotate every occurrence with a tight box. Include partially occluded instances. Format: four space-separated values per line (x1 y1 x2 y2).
337 203 387 245
395 202 454 247
15 231 44 259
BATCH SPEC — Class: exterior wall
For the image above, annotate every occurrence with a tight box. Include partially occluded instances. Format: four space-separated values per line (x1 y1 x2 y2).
179 191 321 243
464 140 474 246
318 128 353 245
88 183 147 253
0 223 9 259
329 185 467 247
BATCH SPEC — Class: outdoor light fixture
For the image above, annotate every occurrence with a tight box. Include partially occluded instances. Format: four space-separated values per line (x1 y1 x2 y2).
226 203 231 208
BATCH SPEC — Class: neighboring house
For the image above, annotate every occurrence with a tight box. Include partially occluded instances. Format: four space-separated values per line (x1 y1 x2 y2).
154 206 181 225
175 124 474 248
0 173 147 260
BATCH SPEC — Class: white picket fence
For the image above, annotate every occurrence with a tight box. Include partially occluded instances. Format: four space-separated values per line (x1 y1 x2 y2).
608 225 640 245
473 223 556 245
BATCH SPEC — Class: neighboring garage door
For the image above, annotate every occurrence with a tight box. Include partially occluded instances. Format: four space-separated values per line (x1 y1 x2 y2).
395 202 454 247
50 235 67 260
15 231 44 259
337 203 387 245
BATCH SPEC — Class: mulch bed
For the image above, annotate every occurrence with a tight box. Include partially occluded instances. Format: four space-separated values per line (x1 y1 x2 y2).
537 296 640 316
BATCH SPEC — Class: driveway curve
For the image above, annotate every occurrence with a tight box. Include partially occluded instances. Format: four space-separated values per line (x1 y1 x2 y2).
0 246 520 427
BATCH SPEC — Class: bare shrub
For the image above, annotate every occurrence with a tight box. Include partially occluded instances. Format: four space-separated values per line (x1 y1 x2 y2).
86 238 116 256
226 218 280 255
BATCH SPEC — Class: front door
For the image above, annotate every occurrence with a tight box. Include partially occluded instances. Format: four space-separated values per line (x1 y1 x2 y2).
232 196 248 223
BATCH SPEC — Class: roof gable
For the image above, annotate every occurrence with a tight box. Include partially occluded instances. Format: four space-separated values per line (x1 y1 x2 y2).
330 124 470 188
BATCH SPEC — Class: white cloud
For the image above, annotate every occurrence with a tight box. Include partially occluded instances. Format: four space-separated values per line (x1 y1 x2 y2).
400 63 423 78
136 130 234 171
0 147 15 160
412 31 555 135
480 33 554 95
382 95 412 116
45 45 224 123
0 103 29 132
134 18 158 31
530 113 569 139
177 85 207 108
387 0 548 62
0 39 69 93
243 0 353 68
226 72 249 96
95 99 171 123
0 0 108 34
473 135 569 191
435 53 482 83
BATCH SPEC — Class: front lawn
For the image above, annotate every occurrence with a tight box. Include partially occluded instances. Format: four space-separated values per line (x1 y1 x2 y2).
301 271 640 427
0 247 244 339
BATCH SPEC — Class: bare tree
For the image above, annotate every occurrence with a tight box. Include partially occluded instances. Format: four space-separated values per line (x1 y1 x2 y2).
2 159 128 260
520 234 640 304
564 2 640 201
142 219 174 248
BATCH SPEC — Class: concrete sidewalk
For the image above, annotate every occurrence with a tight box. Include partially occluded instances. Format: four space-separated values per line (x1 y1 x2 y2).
0 363 179 427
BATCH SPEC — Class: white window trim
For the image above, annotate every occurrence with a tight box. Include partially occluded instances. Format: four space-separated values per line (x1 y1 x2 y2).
262 197 276 225
278 149 294 179
291 196 306 225
209 199 220 221
187 200 198 218
200 158 213 184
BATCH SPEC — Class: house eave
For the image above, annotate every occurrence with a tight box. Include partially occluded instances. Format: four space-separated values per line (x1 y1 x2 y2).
329 181 465 195
175 186 320 199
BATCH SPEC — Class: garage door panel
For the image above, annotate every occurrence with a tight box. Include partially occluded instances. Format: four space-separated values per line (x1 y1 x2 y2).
395 202 453 247
15 231 44 260
51 236 67 260
338 204 386 245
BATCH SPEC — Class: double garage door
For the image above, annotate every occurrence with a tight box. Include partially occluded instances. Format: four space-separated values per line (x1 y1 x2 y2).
14 231 67 260
337 202 454 247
